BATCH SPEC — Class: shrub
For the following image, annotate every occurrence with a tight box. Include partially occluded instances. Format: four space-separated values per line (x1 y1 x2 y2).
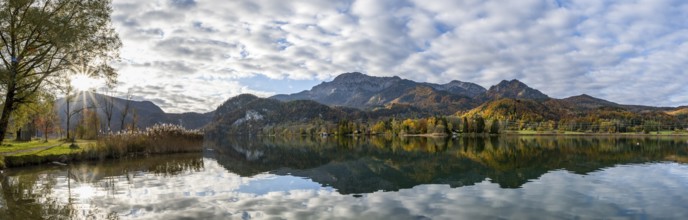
1 124 204 168
96 124 204 158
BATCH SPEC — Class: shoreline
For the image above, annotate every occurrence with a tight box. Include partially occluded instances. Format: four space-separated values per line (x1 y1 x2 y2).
500 132 688 137
1 148 203 170
5 132 686 169
257 132 688 138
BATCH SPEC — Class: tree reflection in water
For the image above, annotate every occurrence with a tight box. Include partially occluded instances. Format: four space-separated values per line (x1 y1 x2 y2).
209 136 688 191
0 153 204 219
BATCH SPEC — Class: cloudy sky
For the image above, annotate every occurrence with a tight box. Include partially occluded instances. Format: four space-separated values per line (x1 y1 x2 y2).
105 0 688 113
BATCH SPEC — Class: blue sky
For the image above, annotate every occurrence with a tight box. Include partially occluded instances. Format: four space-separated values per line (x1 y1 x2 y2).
107 0 688 113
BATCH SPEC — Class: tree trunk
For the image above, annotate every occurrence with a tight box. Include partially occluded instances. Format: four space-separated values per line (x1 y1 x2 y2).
0 90 16 144
44 124 49 142
65 100 71 141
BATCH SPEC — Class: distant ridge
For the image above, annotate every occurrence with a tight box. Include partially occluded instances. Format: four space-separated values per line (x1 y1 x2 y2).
65 72 685 134
269 72 683 117
56 92 213 130
271 72 486 114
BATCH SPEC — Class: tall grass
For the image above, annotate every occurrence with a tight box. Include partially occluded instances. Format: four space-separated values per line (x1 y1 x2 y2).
93 124 204 158
3 124 204 168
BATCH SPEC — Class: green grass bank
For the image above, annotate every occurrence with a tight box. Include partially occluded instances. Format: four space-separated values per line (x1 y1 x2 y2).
0 124 203 169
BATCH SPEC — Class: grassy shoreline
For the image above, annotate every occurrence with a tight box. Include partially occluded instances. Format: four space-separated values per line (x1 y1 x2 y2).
3 128 685 169
0 124 203 169
0 140 94 168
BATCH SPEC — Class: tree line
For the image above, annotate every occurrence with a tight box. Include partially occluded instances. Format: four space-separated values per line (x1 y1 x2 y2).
260 115 502 136
13 86 139 142
260 112 688 137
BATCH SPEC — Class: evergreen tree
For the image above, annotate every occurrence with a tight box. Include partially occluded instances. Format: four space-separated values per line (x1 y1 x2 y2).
475 116 485 133
489 120 500 134
462 117 470 133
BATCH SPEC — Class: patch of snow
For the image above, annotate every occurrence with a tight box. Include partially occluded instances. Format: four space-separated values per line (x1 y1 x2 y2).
232 110 264 126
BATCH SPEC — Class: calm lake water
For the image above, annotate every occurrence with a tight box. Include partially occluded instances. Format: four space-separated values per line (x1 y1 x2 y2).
1 136 688 219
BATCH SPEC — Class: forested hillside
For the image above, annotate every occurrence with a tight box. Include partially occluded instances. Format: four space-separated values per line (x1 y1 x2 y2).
208 73 688 136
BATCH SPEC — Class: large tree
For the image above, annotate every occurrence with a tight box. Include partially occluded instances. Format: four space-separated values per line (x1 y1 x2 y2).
0 0 120 143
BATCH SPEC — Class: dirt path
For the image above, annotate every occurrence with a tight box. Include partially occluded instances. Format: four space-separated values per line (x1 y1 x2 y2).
0 143 63 156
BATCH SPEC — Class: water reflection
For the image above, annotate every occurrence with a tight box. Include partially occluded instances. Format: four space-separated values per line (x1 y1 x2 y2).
0 154 204 219
209 136 688 191
0 136 686 219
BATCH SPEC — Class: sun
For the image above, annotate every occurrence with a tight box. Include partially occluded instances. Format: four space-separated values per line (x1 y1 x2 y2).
70 74 103 91
74 184 97 201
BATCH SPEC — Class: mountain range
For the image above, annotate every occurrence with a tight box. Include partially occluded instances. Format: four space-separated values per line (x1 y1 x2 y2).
271 72 483 114
271 73 560 113
268 72 687 116
56 92 213 131
206 72 688 135
62 72 687 134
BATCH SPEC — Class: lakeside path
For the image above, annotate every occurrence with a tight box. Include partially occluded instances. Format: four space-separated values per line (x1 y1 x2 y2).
0 140 98 169
0 143 62 156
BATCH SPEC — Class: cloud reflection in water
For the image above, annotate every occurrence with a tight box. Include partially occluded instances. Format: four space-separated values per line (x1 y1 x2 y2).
31 159 688 219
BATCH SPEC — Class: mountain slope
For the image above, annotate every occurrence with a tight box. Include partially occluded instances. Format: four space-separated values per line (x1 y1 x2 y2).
424 80 487 97
271 72 485 113
206 94 358 137
56 92 213 130
549 94 621 110
460 98 559 121
271 72 406 108
384 86 476 115
479 79 549 102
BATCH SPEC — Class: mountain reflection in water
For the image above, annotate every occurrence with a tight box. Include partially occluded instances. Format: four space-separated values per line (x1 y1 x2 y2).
0 136 687 219
210 136 688 192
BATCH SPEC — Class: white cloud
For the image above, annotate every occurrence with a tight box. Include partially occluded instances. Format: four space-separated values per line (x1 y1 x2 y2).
109 0 688 112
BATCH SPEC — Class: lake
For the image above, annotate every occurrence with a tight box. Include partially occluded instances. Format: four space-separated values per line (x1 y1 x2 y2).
1 136 688 219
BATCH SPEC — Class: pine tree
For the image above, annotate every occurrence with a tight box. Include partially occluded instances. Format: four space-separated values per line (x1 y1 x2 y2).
490 120 500 134
475 116 485 133
462 117 470 133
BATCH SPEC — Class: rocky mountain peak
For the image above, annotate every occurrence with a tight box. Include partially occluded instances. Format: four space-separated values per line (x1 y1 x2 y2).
484 79 549 101
329 72 402 87
272 72 487 111
438 80 487 97
560 94 619 109
494 79 526 88
332 72 366 82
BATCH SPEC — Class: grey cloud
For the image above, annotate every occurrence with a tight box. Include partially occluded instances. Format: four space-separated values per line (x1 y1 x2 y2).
112 15 140 28
145 85 164 91
140 28 164 36
192 22 217 33
170 0 197 9
128 86 158 96
154 37 232 62
141 10 186 23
